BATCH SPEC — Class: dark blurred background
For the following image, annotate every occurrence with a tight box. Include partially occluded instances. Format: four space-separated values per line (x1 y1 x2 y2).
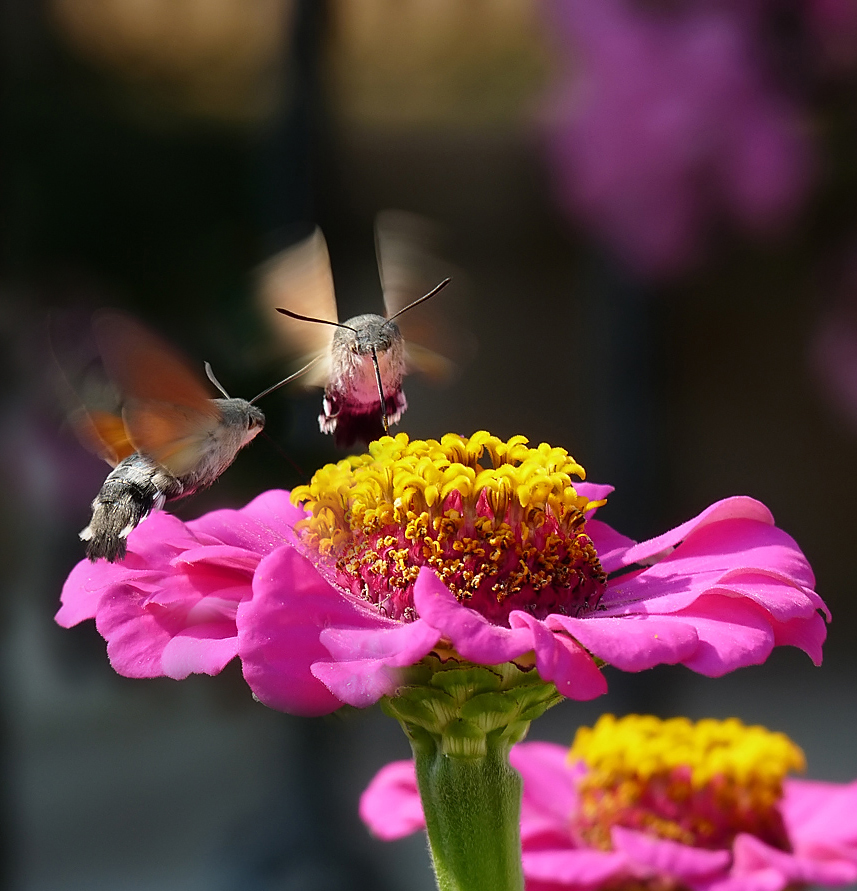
3 1 857 888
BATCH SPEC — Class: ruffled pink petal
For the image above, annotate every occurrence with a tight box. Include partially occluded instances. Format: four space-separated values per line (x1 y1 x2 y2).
57 491 303 680
611 826 730 880
56 511 195 627
240 546 406 716
619 497 777 568
312 622 442 707
359 760 424 840
575 482 615 511
731 833 857 887
607 501 818 613
173 545 261 573
522 848 629 887
160 626 239 679
590 500 827 669
413 569 535 663
670 593 809 675
96 587 187 678
509 612 608 700
782 778 857 859
188 489 305 551
545 612 699 672
512 742 580 842
56 557 125 627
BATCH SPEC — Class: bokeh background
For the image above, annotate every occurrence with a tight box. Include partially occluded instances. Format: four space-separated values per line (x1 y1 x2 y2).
3 1 857 888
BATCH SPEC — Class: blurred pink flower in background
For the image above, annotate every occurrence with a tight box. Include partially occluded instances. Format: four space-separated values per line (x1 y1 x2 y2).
362 716 857 891
541 0 814 277
806 0 857 70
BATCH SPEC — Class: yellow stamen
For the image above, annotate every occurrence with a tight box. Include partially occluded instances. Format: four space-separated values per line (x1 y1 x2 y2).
569 714 805 851
290 432 607 623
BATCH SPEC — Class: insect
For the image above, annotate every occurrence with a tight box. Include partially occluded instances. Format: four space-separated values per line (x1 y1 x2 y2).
257 212 458 447
59 311 265 562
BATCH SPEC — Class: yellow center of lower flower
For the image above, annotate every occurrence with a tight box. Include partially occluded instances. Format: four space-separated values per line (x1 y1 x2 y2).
291 431 607 624
569 714 805 852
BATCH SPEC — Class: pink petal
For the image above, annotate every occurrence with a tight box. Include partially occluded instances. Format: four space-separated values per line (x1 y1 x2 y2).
666 594 776 675
509 612 608 700
545 613 699 672
56 558 122 627
359 760 425 840
97 588 183 678
612 826 730 879
522 848 629 886
731 834 857 886
160 626 239 679
783 778 857 858
511 742 579 839
312 623 441 707
618 498 776 569
188 489 305 551
319 622 441 664
173 545 261 573
413 569 535 663
239 546 398 716
575 482 615 512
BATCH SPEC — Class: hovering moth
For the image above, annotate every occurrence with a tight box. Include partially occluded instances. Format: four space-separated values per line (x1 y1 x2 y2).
257 211 459 447
60 311 265 562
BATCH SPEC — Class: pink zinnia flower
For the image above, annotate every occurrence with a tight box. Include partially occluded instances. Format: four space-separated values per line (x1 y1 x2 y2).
58 432 827 715
361 714 857 891
541 0 813 277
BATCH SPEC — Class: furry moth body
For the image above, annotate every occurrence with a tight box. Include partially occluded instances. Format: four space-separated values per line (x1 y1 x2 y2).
320 313 408 447
259 213 457 448
70 312 264 562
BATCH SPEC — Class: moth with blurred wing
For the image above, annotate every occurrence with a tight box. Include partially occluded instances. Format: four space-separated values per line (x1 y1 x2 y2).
257 211 463 447
58 312 265 562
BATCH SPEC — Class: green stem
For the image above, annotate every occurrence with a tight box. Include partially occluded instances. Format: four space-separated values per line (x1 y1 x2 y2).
383 658 564 891
412 735 524 891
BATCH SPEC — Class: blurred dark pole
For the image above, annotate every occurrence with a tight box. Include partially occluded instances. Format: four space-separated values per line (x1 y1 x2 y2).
228 2 392 888
254 0 324 251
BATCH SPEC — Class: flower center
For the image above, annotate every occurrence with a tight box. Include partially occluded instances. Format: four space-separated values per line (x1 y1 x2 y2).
291 431 607 624
569 714 805 852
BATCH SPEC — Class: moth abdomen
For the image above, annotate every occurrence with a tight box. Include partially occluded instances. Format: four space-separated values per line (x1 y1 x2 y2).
321 389 407 448
81 455 183 563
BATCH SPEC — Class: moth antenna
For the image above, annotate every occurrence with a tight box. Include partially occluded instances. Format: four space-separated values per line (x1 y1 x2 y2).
250 355 325 404
385 277 451 324
275 307 357 332
204 361 232 398
371 347 389 434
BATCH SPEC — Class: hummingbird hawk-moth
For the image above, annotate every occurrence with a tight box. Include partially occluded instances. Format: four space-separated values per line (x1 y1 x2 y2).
59 311 265 562
257 211 459 447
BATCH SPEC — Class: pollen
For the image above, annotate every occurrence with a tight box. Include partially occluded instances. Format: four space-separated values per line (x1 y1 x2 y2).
568 714 806 852
291 432 608 624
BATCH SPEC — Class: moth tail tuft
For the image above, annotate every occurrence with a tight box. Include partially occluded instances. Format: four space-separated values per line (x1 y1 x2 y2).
81 456 177 562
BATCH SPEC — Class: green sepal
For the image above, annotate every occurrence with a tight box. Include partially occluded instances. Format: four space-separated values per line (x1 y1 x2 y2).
383 657 564 891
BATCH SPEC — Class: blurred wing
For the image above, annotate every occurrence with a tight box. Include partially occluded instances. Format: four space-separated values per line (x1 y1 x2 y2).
49 312 136 467
83 410 136 466
375 210 469 382
257 227 338 389
92 311 222 474
122 400 222 477
402 343 455 380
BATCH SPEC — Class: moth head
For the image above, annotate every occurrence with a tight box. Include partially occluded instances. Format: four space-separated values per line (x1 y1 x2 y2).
337 314 401 357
